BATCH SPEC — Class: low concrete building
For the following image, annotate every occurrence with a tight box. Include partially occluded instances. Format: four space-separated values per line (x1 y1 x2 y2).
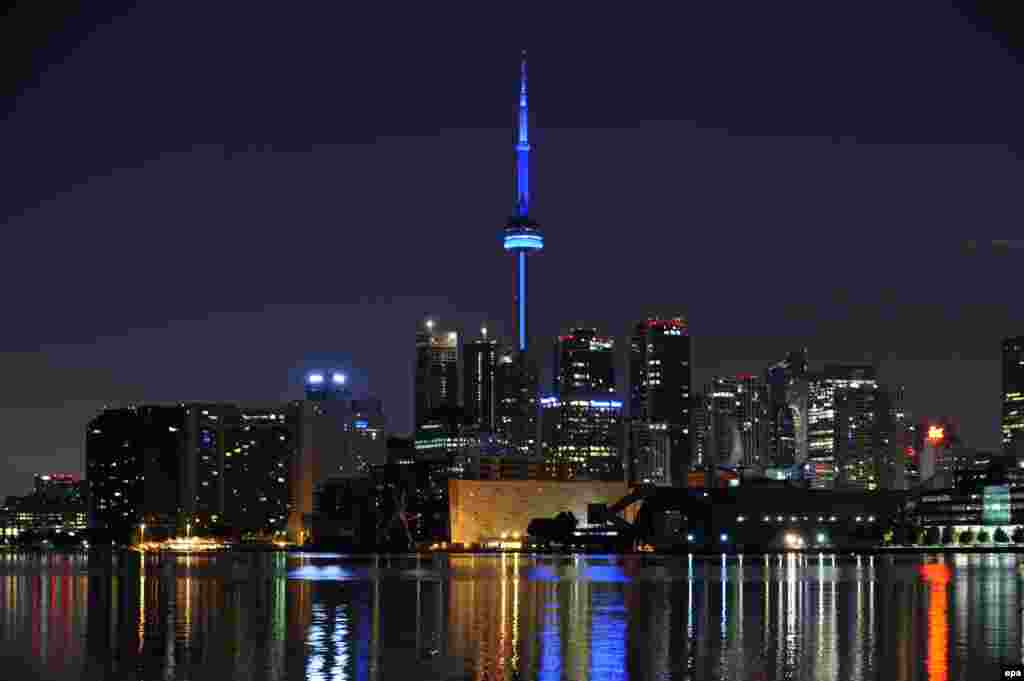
448 479 635 548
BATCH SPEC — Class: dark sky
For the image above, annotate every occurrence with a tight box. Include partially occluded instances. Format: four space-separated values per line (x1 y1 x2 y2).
1 2 1022 498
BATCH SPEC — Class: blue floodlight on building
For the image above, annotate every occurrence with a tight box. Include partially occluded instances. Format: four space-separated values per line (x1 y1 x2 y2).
503 50 544 354
332 372 346 384
307 373 324 384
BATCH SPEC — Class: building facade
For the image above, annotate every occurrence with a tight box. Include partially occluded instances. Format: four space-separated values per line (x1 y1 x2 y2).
463 332 498 432
539 396 624 481
700 375 768 470
1003 336 1024 458
414 321 459 428
629 317 691 484
553 328 616 396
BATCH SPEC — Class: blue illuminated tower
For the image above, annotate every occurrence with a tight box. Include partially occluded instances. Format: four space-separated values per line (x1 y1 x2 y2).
503 50 543 354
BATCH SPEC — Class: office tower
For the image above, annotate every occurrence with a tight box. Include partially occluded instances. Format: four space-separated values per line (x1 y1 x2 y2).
804 364 886 489
463 328 498 432
494 349 539 455
539 395 624 480
764 349 809 466
875 386 910 490
554 328 616 396
628 421 674 485
630 317 691 484
502 50 543 355
701 374 768 469
304 370 349 401
690 393 708 467
1003 336 1024 458
414 320 459 428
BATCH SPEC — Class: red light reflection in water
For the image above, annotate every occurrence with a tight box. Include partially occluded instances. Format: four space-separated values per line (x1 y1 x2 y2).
920 563 950 681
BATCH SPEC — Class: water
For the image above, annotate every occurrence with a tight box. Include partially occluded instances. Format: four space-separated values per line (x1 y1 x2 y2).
0 551 1021 680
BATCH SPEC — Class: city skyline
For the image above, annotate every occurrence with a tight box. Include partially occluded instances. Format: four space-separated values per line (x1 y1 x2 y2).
1 3 1023 499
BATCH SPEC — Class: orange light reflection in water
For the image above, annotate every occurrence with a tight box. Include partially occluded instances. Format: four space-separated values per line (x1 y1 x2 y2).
920 563 950 681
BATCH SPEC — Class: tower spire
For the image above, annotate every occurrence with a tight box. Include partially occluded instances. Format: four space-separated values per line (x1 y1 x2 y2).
516 49 530 219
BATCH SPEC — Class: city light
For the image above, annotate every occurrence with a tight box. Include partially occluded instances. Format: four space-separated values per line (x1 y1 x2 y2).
503 234 544 250
785 532 805 550
928 425 945 442
307 373 324 385
331 372 346 384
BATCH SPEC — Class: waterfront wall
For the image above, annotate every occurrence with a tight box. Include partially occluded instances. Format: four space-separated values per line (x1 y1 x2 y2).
448 479 636 546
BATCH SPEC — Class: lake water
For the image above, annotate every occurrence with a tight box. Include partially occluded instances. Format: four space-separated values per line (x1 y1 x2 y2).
0 551 1021 680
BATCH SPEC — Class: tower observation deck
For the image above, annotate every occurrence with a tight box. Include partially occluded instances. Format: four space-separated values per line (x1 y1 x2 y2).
503 50 543 354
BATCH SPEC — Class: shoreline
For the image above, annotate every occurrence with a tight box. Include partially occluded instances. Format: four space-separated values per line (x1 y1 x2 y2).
6 545 1024 557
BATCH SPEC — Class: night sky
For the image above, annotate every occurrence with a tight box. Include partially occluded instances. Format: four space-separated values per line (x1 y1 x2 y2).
1 2 1021 499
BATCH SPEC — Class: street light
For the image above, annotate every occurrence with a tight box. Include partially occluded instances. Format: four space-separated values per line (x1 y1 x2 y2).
140 523 146 548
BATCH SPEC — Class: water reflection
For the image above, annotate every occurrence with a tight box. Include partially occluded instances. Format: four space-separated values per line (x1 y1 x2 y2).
0 552 1022 679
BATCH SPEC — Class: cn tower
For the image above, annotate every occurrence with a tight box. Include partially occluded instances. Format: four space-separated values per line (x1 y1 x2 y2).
503 50 543 354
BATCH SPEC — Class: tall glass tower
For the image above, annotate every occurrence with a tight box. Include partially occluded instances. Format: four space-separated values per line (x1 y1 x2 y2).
503 50 543 354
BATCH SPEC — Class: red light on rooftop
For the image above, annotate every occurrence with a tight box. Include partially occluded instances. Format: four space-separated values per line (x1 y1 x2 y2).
735 374 753 381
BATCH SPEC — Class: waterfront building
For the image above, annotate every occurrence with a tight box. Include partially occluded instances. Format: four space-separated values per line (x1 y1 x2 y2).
0 473 87 542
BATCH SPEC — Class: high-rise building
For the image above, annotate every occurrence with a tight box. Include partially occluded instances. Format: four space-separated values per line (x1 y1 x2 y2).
86 405 191 540
627 421 674 485
629 317 691 484
1002 336 1024 458
463 328 498 432
502 50 543 355
493 350 539 455
554 328 616 396
700 374 768 469
764 349 809 466
414 320 459 428
539 395 624 481
802 364 899 490
224 406 293 537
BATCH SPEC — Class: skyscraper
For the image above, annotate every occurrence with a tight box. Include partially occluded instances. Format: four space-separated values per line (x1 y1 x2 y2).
554 328 616 396
414 320 459 428
764 349 809 466
804 364 889 489
539 395 624 481
502 50 543 355
1002 336 1024 458
629 317 691 485
463 327 498 432
494 348 538 455
700 374 768 469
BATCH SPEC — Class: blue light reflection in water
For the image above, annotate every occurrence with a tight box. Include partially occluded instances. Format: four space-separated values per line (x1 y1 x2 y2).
0 552 1020 681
